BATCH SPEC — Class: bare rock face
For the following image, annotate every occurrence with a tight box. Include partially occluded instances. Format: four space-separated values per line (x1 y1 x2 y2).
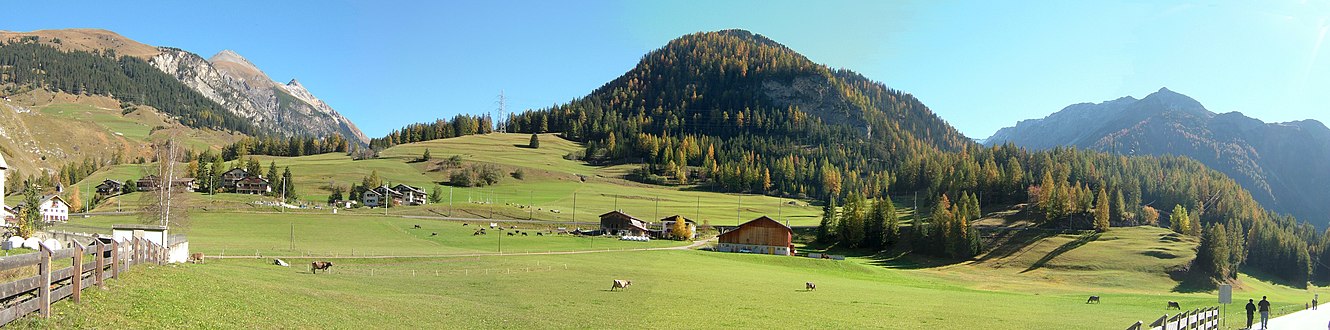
149 48 369 144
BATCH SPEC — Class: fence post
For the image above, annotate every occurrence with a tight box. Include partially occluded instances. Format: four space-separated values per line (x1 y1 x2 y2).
111 239 120 279
94 239 105 288
38 243 52 318
72 241 84 303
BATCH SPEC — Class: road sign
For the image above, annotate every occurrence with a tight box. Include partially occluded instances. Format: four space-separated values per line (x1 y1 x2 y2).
1219 284 1232 304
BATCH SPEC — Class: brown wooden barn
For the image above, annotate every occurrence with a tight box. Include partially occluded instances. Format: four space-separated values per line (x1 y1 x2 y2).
599 210 651 236
717 216 794 256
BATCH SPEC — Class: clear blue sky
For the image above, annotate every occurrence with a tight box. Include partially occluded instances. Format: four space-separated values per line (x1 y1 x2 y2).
3 1 1329 139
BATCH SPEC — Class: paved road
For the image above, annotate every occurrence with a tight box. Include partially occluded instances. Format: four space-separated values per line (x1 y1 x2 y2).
1261 304 1329 330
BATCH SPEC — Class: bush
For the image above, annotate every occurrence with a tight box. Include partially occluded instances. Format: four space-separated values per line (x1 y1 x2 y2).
512 169 525 180
450 169 475 187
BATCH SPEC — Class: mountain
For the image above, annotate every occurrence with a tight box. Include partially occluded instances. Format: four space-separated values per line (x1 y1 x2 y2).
986 88 1330 225
0 29 368 145
505 29 970 199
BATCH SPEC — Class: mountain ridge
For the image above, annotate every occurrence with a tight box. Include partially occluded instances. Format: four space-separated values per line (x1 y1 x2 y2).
986 88 1330 226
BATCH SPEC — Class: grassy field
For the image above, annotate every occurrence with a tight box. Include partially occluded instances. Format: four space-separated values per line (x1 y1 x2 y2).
12 225 1325 329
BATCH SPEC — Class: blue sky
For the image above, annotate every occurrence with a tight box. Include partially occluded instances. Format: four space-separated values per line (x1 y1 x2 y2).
2 1 1329 139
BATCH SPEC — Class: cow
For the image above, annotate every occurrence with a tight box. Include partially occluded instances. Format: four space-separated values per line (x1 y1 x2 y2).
1167 301 1181 310
189 253 205 263
536 232 544 236
311 261 334 274
431 232 438 237
507 232 515 236
1086 296 1100 304
413 224 422 229
806 282 816 291
610 279 632 291
521 232 528 236
463 223 469 226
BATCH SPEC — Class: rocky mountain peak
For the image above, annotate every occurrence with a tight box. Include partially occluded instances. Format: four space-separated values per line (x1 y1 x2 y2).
1138 87 1207 115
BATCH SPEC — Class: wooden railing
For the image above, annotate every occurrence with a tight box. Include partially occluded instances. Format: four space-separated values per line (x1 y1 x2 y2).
0 236 168 326
1126 306 1220 330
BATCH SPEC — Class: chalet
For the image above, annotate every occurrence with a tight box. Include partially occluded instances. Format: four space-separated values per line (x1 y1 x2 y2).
95 180 125 195
716 216 794 256
600 210 651 237
392 184 428 205
235 176 272 195
362 185 405 207
137 175 161 191
220 168 250 191
657 215 698 239
15 195 71 223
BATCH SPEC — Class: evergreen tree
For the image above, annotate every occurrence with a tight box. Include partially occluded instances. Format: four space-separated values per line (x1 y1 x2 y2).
430 185 444 204
816 197 838 244
529 134 540 148
422 149 432 161
877 196 899 247
1093 187 1110 232
839 193 866 248
1170 204 1190 235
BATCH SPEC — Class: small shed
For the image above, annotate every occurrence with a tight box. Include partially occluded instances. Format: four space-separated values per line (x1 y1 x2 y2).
112 224 190 263
717 216 794 256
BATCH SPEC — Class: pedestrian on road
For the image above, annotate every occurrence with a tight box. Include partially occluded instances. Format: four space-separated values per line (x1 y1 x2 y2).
1246 299 1257 329
1259 296 1271 329
1315 293 1320 310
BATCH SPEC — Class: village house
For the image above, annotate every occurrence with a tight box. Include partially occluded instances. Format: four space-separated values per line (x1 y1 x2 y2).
392 184 428 205
95 179 125 195
15 195 72 223
716 216 794 256
220 168 250 191
362 185 406 207
657 215 698 239
599 210 652 237
235 176 272 195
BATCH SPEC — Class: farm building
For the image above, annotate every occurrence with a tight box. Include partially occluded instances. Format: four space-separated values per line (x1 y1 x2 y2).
600 211 651 236
95 179 125 195
657 215 698 239
716 216 794 256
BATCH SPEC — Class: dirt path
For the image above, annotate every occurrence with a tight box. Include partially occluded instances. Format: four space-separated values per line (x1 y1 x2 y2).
211 238 715 260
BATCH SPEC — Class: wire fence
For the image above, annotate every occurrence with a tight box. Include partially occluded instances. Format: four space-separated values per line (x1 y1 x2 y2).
322 263 571 277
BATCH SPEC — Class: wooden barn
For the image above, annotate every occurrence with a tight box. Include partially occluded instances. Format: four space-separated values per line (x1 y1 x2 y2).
599 210 651 236
717 216 794 256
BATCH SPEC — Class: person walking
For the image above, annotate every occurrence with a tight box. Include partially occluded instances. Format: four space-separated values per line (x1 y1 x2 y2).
1259 296 1271 329
1245 298 1257 329
1315 293 1320 310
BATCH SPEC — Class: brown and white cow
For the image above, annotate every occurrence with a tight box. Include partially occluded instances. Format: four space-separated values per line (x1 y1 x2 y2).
311 261 334 274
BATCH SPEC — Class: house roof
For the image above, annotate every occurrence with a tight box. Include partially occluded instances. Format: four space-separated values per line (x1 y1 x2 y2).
718 216 791 239
39 195 68 207
659 215 697 224
599 210 642 221
394 184 426 194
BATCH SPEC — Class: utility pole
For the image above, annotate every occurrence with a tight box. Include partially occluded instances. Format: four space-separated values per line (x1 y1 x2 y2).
614 195 618 211
778 199 783 222
496 90 507 133
529 190 534 221
654 195 659 221
695 196 700 225
289 222 294 251
448 187 454 218
489 187 494 219
572 192 577 223
736 195 742 225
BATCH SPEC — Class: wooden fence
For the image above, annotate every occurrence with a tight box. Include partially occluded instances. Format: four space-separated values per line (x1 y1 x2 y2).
0 236 168 326
1125 306 1220 330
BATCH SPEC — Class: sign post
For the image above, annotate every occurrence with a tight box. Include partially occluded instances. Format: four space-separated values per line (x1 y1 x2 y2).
1218 284 1232 328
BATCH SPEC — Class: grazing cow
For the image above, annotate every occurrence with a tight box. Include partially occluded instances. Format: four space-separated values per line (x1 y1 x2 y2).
521 232 528 236
1167 301 1181 310
536 232 544 236
507 232 515 236
610 279 632 291
463 223 469 226
311 261 334 274
1086 296 1100 304
431 232 438 237
413 224 422 229
189 253 205 263
806 282 816 291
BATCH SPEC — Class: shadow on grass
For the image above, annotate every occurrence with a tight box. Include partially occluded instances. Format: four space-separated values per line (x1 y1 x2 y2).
1168 267 1216 293
974 229 1055 264
1020 231 1100 273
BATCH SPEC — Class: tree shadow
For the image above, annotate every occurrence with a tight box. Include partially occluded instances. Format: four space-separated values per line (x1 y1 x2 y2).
1021 231 1101 273
973 229 1055 264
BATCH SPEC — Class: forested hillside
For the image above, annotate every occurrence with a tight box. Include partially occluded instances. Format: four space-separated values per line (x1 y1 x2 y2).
498 30 1323 284
0 39 260 135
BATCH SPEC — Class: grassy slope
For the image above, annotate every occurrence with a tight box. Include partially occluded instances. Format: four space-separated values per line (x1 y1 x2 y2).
234 133 821 226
